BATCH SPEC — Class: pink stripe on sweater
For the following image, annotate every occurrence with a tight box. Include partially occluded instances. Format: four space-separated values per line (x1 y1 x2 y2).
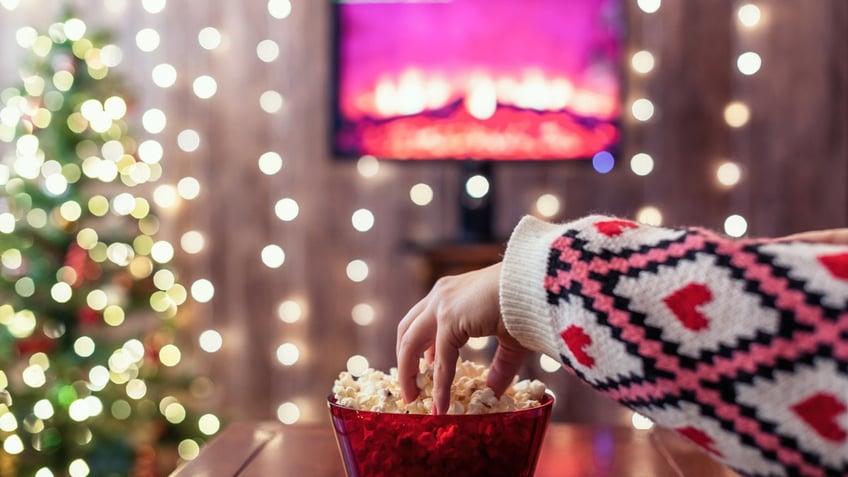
546 230 837 473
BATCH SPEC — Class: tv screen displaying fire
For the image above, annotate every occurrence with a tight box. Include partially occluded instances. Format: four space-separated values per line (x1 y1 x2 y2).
331 0 623 161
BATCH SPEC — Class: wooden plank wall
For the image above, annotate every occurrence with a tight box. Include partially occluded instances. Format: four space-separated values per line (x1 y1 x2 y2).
1 0 845 425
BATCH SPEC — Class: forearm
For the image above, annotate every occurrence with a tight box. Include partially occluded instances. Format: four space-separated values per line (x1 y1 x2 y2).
500 214 848 476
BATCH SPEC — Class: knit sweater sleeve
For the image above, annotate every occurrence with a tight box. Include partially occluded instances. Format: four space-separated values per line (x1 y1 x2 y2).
499 214 848 477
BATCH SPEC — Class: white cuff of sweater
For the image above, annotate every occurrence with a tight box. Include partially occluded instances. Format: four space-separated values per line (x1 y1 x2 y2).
499 215 566 360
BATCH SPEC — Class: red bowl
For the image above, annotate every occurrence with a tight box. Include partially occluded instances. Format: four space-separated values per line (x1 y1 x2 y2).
327 393 554 477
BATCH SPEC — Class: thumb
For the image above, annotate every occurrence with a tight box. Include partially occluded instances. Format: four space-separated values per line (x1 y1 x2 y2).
486 337 528 397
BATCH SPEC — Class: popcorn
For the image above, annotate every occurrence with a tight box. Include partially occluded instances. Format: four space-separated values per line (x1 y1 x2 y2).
332 358 548 414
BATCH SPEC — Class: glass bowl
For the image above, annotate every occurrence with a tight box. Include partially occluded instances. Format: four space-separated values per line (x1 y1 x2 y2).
327 393 554 477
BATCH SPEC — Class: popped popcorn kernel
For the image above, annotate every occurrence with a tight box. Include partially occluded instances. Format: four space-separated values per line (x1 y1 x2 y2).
332 358 548 415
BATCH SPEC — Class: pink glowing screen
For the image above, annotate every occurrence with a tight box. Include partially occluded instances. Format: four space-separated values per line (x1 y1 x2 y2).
332 0 623 161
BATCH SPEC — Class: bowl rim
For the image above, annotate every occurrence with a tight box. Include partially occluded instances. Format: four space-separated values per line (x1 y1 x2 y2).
327 391 554 417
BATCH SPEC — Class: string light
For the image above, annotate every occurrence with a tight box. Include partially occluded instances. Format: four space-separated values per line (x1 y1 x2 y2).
198 27 222 50
277 300 303 323
535 194 560 218
199 330 223 353
260 90 284 114
257 40 280 62
259 151 283 175
724 214 748 237
636 206 663 226
346 259 369 282
351 303 375 326
465 175 489 198
356 155 380 178
409 183 433 206
351 208 374 232
192 75 218 99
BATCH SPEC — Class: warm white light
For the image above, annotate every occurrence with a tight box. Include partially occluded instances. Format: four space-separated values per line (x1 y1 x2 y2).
193 76 218 99
276 402 300 425
142 109 167 134
142 0 166 14
465 175 490 199
276 342 300 366
152 63 177 88
275 198 299 221
198 414 221 435
539 354 562 372
535 194 560 218
261 245 286 268
181 231 206 254
351 303 375 326
199 329 223 352
637 0 661 14
466 337 490 350
191 279 215 303
1 0 21 11
150 241 175 263
22 366 45 388
178 440 200 460
357 155 380 178
260 90 284 114
101 45 124 68
724 102 750 128
631 98 654 122
724 214 748 237
198 27 222 50
278 300 303 323
177 177 201 200
346 259 369 282
257 40 280 62
15 26 37 48
138 140 163 164
153 184 178 208
737 51 762 75
738 4 761 28
346 355 369 377
3 434 23 454
630 153 655 176
259 152 283 175
135 28 160 52
410 183 434 206
631 50 655 74
177 129 200 152
636 206 663 226
351 209 374 232
33 399 55 420
632 412 655 430
64 18 87 41
159 344 181 367
51 282 73 303
268 0 292 19
716 161 742 187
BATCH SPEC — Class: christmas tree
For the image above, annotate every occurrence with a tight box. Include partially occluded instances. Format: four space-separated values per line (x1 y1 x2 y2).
0 14 213 477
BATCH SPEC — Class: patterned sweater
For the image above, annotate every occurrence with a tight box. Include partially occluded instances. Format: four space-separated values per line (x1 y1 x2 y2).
499 215 848 477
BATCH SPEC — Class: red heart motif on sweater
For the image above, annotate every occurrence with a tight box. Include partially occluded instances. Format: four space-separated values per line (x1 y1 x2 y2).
676 426 723 457
663 283 713 331
561 325 595 368
818 253 848 281
594 219 639 237
790 392 848 443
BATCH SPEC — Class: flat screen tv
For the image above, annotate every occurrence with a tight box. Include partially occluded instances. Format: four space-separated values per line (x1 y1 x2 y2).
331 0 624 161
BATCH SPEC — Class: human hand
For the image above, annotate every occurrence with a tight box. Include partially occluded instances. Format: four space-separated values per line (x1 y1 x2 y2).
396 262 529 414
778 228 848 245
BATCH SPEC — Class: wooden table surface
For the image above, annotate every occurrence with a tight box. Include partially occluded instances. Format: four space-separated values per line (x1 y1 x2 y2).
170 421 741 477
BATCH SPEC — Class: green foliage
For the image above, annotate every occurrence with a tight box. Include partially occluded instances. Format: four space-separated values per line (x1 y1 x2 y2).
0 15 211 477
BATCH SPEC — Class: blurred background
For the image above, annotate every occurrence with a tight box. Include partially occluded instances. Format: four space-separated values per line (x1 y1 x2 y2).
0 0 845 475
